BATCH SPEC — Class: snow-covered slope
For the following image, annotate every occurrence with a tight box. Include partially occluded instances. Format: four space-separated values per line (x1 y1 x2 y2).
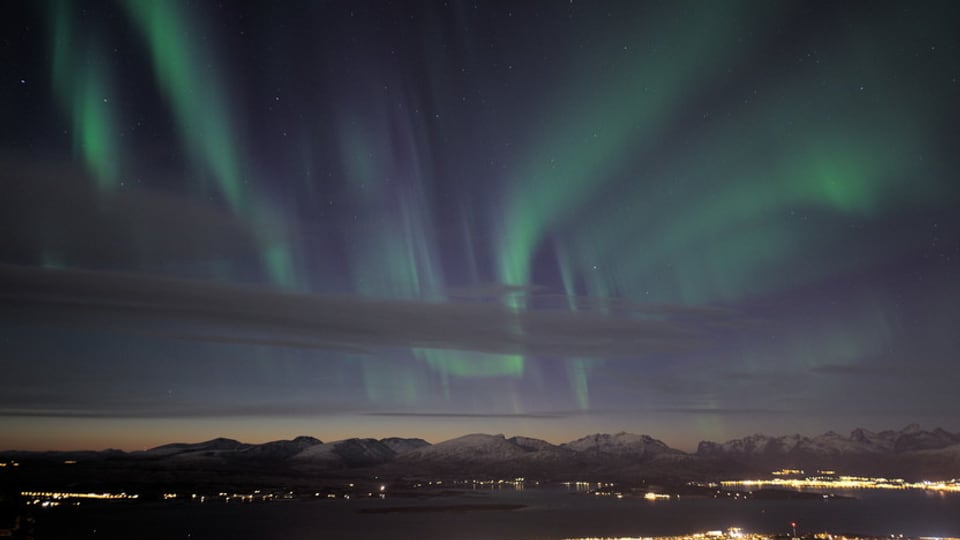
697 425 960 458
379 437 431 454
394 433 580 476
291 438 396 467
850 428 898 453
895 427 960 452
238 436 322 460
563 432 677 458
400 434 536 463
697 433 805 457
9 425 957 479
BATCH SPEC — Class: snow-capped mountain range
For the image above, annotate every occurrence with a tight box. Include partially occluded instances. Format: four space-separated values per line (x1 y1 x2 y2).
696 424 960 458
4 425 959 478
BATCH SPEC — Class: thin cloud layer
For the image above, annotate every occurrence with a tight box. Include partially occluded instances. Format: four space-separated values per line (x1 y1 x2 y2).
0 264 728 361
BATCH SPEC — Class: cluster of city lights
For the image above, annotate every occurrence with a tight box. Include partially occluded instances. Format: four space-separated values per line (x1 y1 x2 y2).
453 477 528 489
564 528 960 540
179 490 292 503
565 527 754 540
722 475 960 493
771 469 806 476
21 490 139 507
562 481 617 491
21 491 138 500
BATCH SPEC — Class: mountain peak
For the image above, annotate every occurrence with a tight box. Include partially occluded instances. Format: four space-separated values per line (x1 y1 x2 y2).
7 426 960 480
146 437 246 453
697 425 960 460
901 423 922 434
562 432 671 457
379 437 430 454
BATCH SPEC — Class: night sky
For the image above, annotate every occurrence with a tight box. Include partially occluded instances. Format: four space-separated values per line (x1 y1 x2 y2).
2 0 959 451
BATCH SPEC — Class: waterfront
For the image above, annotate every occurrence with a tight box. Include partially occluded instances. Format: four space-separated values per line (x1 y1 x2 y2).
720 473 960 494
33 487 960 540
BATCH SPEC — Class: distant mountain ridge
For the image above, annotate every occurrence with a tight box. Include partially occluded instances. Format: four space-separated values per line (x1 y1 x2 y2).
563 432 679 458
4 425 959 479
696 424 960 458
694 424 960 477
